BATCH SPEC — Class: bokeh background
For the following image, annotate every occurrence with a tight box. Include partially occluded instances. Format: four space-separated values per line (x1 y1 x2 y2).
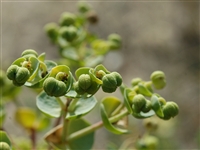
1 0 199 149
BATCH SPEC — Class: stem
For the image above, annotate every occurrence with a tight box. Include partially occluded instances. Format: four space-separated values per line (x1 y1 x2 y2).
67 109 129 142
30 128 36 150
68 98 79 112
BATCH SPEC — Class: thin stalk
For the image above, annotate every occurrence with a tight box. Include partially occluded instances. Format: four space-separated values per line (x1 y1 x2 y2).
30 128 36 150
67 109 129 142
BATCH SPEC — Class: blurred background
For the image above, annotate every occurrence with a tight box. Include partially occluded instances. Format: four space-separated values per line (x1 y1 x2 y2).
1 0 199 149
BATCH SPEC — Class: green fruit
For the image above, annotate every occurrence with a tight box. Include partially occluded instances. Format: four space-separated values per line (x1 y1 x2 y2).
162 102 179 120
78 74 92 90
15 67 30 84
150 71 166 89
44 22 59 42
132 94 146 113
111 72 122 86
59 26 78 42
6 65 19 81
0 142 10 150
59 12 76 26
131 78 142 87
43 77 67 97
73 81 85 95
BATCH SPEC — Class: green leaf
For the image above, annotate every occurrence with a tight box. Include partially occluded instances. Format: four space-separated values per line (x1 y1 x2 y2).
89 68 102 84
151 94 164 117
138 83 152 97
27 57 40 81
100 104 128 134
49 65 70 78
68 118 94 150
75 67 90 78
85 55 104 68
66 96 97 119
12 57 26 66
61 47 79 61
123 88 133 114
101 96 121 117
15 107 36 129
132 109 155 119
36 91 61 118
36 116 50 131
0 131 11 147
38 53 46 62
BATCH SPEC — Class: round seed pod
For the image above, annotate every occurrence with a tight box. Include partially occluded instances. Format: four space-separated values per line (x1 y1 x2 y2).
15 67 30 84
44 22 59 42
131 78 142 87
141 100 152 113
6 65 19 81
78 74 92 91
73 81 85 95
59 12 76 26
86 81 99 95
111 72 122 86
162 102 179 120
132 94 147 113
150 71 166 89
43 77 67 97
0 142 11 150
108 34 121 50
59 26 78 42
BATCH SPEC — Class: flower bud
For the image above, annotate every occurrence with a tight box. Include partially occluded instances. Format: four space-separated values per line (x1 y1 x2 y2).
136 135 158 150
131 78 142 87
162 102 179 120
132 94 146 113
59 12 76 26
108 33 121 50
21 49 38 58
43 77 67 97
86 81 99 94
150 71 166 89
78 74 92 90
111 72 122 86
15 67 30 84
6 65 19 81
59 26 78 42
102 74 117 93
78 2 90 13
73 81 85 95
44 23 59 42
141 100 152 113
0 142 11 150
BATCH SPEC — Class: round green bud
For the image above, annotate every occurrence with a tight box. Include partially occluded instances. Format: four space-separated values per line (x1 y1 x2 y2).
44 23 59 42
162 102 179 120
102 85 117 93
43 77 67 97
0 142 10 150
59 26 78 42
102 74 117 88
141 100 152 113
131 78 142 87
78 2 90 13
86 81 99 94
73 81 85 95
158 97 166 106
78 74 92 90
132 94 146 113
21 49 38 58
6 65 19 80
15 67 30 84
144 81 153 93
136 136 158 150
108 34 121 50
59 12 76 26
110 72 122 86
150 71 166 89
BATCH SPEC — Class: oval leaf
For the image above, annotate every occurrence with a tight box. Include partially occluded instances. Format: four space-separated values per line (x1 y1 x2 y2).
66 96 97 119
151 94 164 117
0 131 12 147
123 88 133 114
100 104 128 134
36 91 61 118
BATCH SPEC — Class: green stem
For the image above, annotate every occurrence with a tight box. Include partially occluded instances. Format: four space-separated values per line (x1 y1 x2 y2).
68 98 79 112
67 109 129 142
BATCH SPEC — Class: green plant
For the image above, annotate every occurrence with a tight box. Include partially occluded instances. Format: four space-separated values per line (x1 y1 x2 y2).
1 2 179 150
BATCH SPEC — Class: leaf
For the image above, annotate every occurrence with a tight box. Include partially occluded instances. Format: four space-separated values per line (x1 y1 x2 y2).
101 96 121 117
68 119 94 150
100 104 128 134
36 116 50 131
89 68 102 84
61 47 79 61
36 91 61 118
0 131 12 147
66 96 97 119
49 65 70 78
12 57 26 66
85 55 104 68
151 94 164 117
15 107 36 129
75 67 90 78
123 88 133 114
132 109 155 119
38 53 46 62
27 57 40 81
